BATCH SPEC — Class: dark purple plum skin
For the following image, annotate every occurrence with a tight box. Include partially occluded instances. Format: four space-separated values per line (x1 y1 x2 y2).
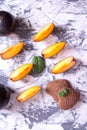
0 11 15 34
0 84 10 108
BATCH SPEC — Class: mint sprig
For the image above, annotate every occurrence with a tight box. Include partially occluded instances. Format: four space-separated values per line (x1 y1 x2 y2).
58 88 69 97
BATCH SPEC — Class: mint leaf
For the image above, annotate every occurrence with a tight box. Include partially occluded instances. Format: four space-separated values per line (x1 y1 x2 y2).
58 88 69 97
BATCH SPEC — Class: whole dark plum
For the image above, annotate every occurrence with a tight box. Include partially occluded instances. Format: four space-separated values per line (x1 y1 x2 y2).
0 11 15 34
0 84 10 108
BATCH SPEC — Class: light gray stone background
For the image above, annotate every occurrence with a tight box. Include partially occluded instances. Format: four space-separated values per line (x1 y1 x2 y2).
0 0 87 130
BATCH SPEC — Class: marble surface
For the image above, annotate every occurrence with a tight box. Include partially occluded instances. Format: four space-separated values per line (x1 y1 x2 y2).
0 0 87 130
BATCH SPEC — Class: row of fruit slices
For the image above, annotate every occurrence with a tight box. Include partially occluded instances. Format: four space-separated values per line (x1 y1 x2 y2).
0 41 75 79
0 23 76 103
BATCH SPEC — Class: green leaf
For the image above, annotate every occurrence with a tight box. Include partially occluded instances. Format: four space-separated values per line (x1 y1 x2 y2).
58 88 69 97
32 56 45 74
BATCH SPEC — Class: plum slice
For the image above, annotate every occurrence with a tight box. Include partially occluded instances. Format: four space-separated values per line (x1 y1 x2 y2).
0 11 15 34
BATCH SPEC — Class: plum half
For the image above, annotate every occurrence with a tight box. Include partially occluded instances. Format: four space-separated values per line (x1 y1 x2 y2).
0 84 10 108
0 11 15 34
